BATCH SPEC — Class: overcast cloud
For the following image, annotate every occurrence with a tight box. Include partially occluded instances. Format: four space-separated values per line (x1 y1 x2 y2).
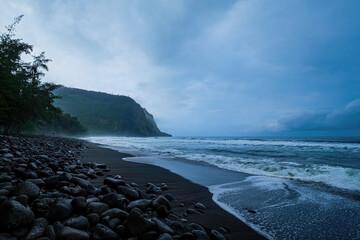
1 0 359 136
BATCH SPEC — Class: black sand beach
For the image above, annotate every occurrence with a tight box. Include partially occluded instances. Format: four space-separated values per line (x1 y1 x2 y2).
0 135 266 240
82 142 266 240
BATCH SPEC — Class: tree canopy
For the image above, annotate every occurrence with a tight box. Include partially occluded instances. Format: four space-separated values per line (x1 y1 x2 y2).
0 16 87 135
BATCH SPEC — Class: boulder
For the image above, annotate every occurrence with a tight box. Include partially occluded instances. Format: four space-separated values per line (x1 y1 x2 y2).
117 186 139 200
47 199 73 221
101 208 129 222
152 218 174 235
71 196 87 211
87 202 109 215
153 196 171 210
93 224 119 240
127 199 152 211
71 177 91 188
25 217 49 240
192 230 208 240
209 230 226 240
65 216 89 230
104 177 125 189
125 209 155 236
0 200 35 230
157 233 173 240
87 213 99 226
12 181 40 200
58 226 90 240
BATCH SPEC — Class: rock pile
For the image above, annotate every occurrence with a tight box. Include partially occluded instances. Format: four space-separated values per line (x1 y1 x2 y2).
0 135 227 240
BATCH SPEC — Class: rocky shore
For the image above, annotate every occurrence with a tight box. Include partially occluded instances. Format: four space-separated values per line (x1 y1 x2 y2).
0 135 228 240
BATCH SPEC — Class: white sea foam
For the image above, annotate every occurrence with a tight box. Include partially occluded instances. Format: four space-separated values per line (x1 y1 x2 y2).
85 136 360 191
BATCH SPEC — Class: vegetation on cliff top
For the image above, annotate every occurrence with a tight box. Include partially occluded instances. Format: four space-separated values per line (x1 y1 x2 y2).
54 87 170 137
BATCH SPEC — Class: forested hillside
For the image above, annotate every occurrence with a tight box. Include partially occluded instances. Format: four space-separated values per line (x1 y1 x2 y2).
54 87 170 137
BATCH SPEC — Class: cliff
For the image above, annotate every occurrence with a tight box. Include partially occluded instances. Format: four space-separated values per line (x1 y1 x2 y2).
54 87 171 137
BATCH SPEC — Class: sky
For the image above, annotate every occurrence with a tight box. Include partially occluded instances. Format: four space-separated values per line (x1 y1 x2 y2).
1 0 360 136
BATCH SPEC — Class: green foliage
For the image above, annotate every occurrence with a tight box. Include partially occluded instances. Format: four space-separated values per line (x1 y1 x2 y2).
55 87 170 136
0 16 61 134
37 112 88 136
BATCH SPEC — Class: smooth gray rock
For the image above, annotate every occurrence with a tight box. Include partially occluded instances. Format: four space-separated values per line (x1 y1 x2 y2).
157 233 173 240
152 218 174 235
12 181 40 199
125 209 155 236
104 177 125 189
87 213 99 226
209 230 226 240
71 177 90 188
117 186 139 200
93 224 119 240
127 199 151 211
192 230 208 240
47 199 73 221
58 226 90 240
189 223 206 232
87 201 109 215
101 192 126 208
43 225 56 240
0 200 35 230
102 208 129 222
195 202 207 210
71 196 87 211
65 216 89 230
153 196 171 210
25 217 49 240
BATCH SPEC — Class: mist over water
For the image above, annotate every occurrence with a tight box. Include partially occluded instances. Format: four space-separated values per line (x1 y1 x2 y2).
86 136 360 239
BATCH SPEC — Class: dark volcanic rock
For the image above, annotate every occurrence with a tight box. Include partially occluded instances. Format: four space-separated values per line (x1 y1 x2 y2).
58 226 90 240
71 196 87 211
125 209 156 236
147 183 162 195
127 199 152 211
101 192 126 208
87 201 109 215
0 200 35 230
45 175 60 189
93 224 119 240
25 217 48 240
43 225 56 240
189 223 205 232
71 177 91 188
209 230 226 240
12 181 40 199
47 199 73 221
157 233 173 240
152 218 174 235
87 213 100 226
192 230 208 240
195 203 207 210
65 216 89 230
0 233 17 240
153 196 171 210
117 186 139 200
104 177 125 189
157 205 169 218
102 208 129 221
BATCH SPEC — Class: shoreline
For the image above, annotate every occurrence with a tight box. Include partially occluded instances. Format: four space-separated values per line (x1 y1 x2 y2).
81 141 267 240
0 134 266 240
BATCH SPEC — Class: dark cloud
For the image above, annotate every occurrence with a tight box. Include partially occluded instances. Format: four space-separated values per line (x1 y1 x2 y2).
277 99 360 131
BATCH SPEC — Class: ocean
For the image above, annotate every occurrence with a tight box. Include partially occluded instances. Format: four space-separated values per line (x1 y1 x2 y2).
85 136 360 240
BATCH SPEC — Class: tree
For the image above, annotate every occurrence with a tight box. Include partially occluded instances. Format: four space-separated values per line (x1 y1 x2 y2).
0 15 61 134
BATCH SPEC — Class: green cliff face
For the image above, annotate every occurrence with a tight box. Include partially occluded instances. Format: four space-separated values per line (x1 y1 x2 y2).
54 87 171 137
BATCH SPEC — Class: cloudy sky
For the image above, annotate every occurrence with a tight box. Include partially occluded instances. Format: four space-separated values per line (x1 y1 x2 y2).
1 0 360 136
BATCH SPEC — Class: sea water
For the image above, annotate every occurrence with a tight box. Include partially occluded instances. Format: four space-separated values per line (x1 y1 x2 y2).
85 136 360 240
